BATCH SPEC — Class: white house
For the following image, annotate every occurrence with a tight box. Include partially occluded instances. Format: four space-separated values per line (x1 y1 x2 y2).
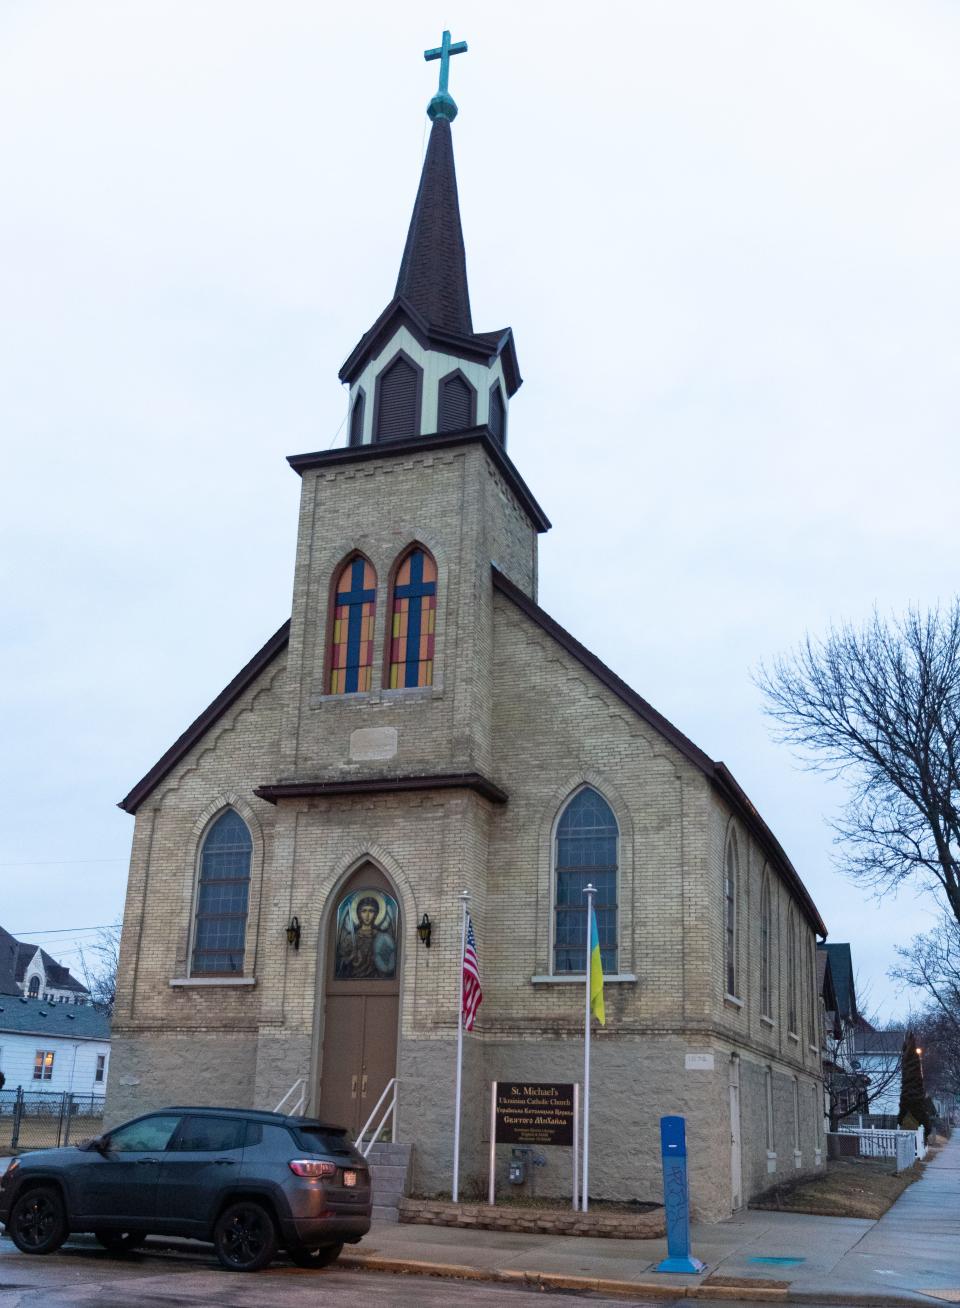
0 997 110 1097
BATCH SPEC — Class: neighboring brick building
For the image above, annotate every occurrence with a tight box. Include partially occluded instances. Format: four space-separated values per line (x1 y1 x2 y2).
109 64 827 1220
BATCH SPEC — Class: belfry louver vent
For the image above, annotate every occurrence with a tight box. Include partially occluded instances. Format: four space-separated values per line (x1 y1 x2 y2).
438 372 474 432
375 353 420 441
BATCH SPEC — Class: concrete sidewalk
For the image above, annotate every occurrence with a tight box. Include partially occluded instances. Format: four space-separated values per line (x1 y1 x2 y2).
347 1137 960 1303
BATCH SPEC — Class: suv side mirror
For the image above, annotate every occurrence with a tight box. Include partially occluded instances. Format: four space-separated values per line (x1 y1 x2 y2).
83 1135 110 1154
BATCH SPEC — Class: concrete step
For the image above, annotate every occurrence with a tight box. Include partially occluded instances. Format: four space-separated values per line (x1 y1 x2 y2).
365 1143 412 1166
364 1141 413 1223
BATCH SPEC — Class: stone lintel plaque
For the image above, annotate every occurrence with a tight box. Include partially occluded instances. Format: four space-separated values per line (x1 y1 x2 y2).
495 1081 574 1147
349 726 398 761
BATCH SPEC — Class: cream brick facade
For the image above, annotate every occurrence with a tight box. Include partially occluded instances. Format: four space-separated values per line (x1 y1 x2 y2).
111 434 826 1221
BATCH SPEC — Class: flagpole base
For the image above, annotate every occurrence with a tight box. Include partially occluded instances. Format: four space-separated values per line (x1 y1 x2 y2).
655 1256 707 1274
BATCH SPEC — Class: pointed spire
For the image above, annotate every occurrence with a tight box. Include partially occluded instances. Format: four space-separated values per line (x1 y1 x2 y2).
394 117 473 337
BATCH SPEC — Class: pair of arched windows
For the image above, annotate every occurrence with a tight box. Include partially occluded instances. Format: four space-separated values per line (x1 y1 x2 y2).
553 787 618 975
329 547 438 694
191 809 252 976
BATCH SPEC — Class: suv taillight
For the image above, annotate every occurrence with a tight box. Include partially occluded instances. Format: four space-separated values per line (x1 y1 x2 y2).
289 1159 337 1178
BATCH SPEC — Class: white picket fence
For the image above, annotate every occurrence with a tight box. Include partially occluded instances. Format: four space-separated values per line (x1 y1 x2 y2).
837 1124 926 1169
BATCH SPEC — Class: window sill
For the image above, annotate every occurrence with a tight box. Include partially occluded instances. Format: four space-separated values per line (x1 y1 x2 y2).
809 1044 820 1054
311 690 374 707
724 993 744 1009
760 1015 775 1028
787 1031 800 1043
169 977 257 988
381 685 442 702
530 973 637 985
793 1149 803 1169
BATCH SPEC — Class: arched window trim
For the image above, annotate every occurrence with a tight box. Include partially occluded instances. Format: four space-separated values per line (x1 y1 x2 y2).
383 543 438 691
372 347 423 443
551 785 619 977
487 380 507 446
760 870 773 1019
437 366 477 433
349 387 366 447
724 830 739 999
325 551 378 695
189 807 252 977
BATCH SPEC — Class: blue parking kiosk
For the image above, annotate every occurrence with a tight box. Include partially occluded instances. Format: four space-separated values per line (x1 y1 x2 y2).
655 1115 706 1274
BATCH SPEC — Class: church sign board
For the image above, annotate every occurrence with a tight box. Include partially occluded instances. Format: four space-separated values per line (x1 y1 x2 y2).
488 1081 580 1208
494 1082 575 1146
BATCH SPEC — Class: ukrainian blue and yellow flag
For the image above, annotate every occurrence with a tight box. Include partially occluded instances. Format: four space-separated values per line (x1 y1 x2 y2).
589 904 606 1025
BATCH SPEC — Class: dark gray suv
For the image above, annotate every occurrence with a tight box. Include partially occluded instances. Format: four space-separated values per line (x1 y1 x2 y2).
0 1106 371 1272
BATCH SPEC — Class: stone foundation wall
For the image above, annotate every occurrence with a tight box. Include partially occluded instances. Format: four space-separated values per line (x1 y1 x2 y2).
399 1197 664 1239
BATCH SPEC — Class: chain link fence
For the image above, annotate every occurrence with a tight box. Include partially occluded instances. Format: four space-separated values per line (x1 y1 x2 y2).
0 1089 105 1152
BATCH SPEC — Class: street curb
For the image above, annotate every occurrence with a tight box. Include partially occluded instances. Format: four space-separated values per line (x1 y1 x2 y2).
339 1252 929 1305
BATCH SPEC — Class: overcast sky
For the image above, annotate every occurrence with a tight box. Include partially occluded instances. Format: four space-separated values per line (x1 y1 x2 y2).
2 1 958 1018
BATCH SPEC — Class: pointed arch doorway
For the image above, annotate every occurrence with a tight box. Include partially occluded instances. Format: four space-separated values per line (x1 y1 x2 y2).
318 864 401 1136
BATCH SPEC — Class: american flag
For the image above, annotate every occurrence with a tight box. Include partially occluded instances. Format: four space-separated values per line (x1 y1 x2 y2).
462 912 483 1032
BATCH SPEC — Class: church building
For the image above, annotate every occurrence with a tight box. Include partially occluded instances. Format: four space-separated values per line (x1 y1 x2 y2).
110 41 828 1221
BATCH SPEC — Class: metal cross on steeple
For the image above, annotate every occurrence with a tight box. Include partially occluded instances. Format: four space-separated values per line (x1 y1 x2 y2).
424 29 468 122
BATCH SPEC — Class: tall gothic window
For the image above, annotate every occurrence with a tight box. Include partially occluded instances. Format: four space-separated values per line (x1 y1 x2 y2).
387 547 437 689
375 351 420 441
437 369 475 432
554 788 618 974
724 834 739 997
807 937 817 1046
787 910 798 1034
28 975 40 997
329 555 377 694
192 810 251 975
760 872 773 1018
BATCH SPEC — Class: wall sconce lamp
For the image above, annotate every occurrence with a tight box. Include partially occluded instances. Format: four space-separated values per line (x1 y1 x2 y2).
417 913 432 949
286 916 301 951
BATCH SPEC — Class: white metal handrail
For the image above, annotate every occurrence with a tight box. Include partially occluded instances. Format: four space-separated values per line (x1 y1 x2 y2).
274 1076 307 1116
356 1077 397 1159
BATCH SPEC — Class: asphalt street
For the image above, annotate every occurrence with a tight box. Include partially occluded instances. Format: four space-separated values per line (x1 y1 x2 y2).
0 1234 839 1308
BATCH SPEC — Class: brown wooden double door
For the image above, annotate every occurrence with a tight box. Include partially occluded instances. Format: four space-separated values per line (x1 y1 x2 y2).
318 865 400 1137
319 991 399 1135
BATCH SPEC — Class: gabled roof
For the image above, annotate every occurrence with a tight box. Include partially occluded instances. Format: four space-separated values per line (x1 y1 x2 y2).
118 620 291 815
0 926 19 997
821 943 856 1020
0 996 109 1041
492 567 828 938
816 946 839 1013
10 940 89 995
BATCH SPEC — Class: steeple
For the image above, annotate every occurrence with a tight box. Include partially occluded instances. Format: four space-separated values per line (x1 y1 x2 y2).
339 31 521 449
394 118 472 337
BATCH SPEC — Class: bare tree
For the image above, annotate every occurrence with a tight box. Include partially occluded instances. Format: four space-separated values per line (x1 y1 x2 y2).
892 918 960 1039
757 604 960 925
79 921 121 1016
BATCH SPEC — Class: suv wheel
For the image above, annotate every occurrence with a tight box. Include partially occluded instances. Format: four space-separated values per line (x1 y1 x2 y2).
213 1200 278 1272
8 1185 68 1255
95 1229 146 1253
288 1241 343 1268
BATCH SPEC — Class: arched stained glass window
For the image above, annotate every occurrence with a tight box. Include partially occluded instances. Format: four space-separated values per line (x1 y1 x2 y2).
554 788 618 974
192 809 251 976
760 873 773 1018
787 910 798 1033
388 548 437 689
725 835 739 997
330 556 377 694
28 975 40 996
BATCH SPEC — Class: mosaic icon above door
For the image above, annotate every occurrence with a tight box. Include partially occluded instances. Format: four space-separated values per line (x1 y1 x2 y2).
334 888 399 980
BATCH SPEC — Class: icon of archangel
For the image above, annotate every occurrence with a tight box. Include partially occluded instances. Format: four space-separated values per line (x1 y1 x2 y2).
335 888 398 980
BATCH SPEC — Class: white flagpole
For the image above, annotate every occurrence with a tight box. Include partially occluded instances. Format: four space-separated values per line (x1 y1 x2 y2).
452 889 469 1203
582 882 596 1214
